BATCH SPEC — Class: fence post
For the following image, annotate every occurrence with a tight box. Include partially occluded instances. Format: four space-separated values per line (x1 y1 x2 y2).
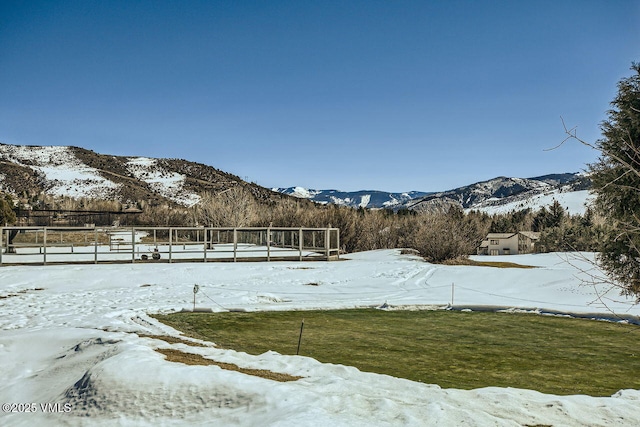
324 228 329 260
203 227 207 263
169 227 173 263
267 226 271 261
0 227 3 265
131 228 136 264
94 228 98 264
43 227 47 266
233 228 237 262
299 228 303 261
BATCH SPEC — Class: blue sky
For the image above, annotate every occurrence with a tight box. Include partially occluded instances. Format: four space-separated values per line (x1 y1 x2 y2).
1 1 639 192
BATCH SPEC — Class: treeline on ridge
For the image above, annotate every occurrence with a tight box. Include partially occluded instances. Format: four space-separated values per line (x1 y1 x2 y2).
1 187 604 263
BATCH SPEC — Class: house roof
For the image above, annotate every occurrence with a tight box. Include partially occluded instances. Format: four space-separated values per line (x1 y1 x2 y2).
486 233 517 239
485 232 541 240
518 231 541 240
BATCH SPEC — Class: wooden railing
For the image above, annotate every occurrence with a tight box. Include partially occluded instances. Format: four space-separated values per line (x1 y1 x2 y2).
0 226 340 266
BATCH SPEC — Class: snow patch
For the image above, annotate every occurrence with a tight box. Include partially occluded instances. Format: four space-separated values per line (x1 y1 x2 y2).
0 145 120 199
126 157 200 207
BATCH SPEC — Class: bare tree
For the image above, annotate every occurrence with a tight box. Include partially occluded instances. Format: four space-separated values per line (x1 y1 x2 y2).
196 186 257 227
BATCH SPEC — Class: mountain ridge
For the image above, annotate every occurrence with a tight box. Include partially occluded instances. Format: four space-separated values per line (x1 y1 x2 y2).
0 143 286 207
276 173 593 214
0 142 592 215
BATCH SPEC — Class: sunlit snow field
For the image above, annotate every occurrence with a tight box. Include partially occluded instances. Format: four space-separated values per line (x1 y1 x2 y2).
1 249 639 426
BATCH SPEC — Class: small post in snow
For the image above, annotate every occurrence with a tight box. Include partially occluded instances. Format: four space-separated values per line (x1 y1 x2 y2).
296 318 305 355
451 283 455 307
193 284 199 312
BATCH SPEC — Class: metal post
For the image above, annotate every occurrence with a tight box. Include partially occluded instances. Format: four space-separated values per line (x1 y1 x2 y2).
451 283 455 306
296 318 305 355
0 228 3 265
299 228 303 261
267 227 271 261
169 227 173 263
43 227 47 265
325 228 330 260
94 229 98 264
131 228 136 264
233 228 237 262
203 228 207 263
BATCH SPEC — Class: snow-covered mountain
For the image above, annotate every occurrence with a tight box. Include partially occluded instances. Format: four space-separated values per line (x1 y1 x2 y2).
276 173 593 215
0 143 592 215
272 187 431 209
409 173 593 215
0 143 284 206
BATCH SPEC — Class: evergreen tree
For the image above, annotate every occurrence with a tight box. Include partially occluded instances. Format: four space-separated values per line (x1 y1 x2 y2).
589 62 640 298
532 207 549 232
547 200 566 228
0 193 17 225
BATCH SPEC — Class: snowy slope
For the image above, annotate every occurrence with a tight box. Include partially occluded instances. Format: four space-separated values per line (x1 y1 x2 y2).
0 143 280 207
126 157 201 207
1 250 639 426
469 189 595 215
0 144 120 199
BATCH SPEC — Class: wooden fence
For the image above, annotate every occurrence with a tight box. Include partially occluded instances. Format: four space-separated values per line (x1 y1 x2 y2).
0 226 340 266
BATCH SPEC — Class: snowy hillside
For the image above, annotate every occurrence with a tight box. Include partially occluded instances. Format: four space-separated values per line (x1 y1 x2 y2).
0 144 120 199
0 143 282 207
0 250 638 426
125 157 201 207
470 189 595 215
0 142 592 214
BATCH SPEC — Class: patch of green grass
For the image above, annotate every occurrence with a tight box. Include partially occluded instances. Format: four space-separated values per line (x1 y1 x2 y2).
152 309 640 396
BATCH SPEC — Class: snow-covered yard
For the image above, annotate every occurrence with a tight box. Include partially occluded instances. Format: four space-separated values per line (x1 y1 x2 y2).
1 250 639 426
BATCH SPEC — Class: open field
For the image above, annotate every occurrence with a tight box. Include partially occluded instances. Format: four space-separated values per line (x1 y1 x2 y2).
153 309 640 396
2 250 640 426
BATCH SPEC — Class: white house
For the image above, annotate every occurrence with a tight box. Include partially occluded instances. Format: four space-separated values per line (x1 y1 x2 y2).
477 231 541 256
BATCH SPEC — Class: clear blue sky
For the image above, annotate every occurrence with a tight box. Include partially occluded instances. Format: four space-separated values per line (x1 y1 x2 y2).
1 1 639 192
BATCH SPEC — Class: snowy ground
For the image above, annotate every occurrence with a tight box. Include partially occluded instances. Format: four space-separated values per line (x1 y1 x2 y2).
1 250 639 426
1 243 323 264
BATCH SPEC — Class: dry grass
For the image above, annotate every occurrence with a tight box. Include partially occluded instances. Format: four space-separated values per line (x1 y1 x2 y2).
156 348 302 382
137 334 210 347
442 257 537 268
12 230 110 245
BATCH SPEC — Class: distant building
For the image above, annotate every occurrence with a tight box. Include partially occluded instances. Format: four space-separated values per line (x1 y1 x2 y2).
477 231 541 256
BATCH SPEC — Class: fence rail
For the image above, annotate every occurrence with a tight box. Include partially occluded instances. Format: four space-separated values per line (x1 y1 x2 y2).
0 226 340 266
